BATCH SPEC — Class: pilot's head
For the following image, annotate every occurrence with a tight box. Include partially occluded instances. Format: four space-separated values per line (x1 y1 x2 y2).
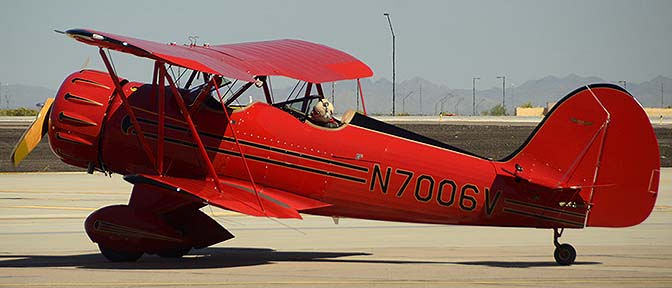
310 98 334 124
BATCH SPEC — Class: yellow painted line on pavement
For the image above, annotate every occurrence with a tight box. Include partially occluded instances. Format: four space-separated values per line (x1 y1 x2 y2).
210 211 243 217
0 215 86 220
0 172 88 175
0 190 127 195
0 205 242 217
5 205 96 211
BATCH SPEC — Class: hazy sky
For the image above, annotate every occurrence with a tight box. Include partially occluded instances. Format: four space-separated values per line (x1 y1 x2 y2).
1 0 670 91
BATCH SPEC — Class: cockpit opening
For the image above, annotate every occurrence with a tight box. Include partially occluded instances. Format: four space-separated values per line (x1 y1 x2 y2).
273 95 340 127
165 68 352 128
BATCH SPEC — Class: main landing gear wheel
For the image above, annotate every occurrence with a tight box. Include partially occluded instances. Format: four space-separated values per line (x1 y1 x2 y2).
99 245 143 262
552 228 576 265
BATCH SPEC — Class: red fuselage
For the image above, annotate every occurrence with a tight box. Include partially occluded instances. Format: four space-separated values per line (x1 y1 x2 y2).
48 70 590 228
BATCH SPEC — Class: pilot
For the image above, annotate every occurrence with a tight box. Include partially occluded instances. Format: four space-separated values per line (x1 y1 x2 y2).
309 98 338 128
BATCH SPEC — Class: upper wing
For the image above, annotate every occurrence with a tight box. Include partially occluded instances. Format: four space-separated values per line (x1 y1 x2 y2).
124 174 331 219
65 28 373 83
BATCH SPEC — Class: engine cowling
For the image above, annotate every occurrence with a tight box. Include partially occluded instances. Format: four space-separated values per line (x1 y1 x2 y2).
48 70 116 169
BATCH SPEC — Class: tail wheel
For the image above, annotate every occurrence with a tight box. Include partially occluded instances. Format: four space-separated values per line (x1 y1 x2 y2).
157 246 191 258
552 228 576 265
553 243 576 265
99 245 143 262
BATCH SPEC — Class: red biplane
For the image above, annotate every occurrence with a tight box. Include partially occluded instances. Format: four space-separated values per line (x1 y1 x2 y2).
12 29 660 265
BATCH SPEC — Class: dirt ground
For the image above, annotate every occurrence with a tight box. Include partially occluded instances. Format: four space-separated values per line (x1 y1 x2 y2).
1 124 670 172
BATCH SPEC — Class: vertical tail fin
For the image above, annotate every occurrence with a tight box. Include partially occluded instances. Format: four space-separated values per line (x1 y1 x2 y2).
499 84 659 227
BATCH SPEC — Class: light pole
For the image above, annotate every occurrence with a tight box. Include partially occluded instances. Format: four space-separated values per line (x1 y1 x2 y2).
384 12 396 115
402 91 413 114
472 77 480 116
497 76 506 114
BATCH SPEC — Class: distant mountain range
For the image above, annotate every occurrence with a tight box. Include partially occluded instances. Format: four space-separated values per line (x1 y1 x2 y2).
341 74 671 115
2 74 670 115
0 84 56 110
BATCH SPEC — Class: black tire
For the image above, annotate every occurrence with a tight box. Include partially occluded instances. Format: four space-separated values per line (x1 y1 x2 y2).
157 246 191 258
99 245 143 262
554 243 576 265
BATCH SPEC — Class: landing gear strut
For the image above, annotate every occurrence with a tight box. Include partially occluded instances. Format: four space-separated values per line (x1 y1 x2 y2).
553 228 576 265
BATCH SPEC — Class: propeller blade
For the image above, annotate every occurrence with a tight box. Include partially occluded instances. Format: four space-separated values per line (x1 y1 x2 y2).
10 98 54 167
79 57 90 70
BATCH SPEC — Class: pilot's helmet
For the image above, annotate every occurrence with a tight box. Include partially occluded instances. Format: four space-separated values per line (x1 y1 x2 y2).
311 98 334 124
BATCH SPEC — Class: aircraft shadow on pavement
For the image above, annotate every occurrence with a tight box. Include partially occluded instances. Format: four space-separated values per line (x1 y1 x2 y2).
455 261 602 268
0 247 601 269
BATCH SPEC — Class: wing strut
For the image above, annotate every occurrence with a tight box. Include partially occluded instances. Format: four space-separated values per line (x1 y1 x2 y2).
99 48 158 172
154 61 266 214
212 77 266 214
357 79 368 115
158 64 225 193
155 61 165 174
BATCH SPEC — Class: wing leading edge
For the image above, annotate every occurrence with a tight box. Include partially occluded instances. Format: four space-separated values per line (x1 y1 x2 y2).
65 28 372 83
124 174 331 219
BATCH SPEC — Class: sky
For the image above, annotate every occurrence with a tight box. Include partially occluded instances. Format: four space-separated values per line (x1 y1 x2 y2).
0 0 670 91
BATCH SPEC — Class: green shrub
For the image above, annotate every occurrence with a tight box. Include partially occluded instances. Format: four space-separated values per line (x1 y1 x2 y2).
0 108 38 116
482 104 508 116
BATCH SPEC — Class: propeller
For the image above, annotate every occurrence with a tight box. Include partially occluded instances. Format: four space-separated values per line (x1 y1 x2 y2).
80 57 90 70
10 98 54 167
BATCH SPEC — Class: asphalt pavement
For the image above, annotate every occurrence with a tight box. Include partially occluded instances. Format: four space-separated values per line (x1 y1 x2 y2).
0 171 670 287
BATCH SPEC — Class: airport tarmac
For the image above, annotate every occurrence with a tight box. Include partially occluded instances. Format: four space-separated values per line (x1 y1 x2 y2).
0 171 670 287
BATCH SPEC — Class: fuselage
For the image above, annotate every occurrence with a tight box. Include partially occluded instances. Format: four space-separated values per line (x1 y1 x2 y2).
48 70 587 228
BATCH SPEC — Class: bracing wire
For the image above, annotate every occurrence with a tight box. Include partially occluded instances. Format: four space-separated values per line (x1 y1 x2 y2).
266 217 306 235
221 79 237 103
175 67 190 85
167 65 177 83
286 80 302 102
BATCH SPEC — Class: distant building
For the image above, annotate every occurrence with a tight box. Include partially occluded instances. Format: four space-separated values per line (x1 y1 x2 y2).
643 108 672 118
516 103 672 118
515 107 546 117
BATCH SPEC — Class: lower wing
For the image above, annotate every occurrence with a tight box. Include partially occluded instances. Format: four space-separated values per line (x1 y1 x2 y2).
124 174 331 219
